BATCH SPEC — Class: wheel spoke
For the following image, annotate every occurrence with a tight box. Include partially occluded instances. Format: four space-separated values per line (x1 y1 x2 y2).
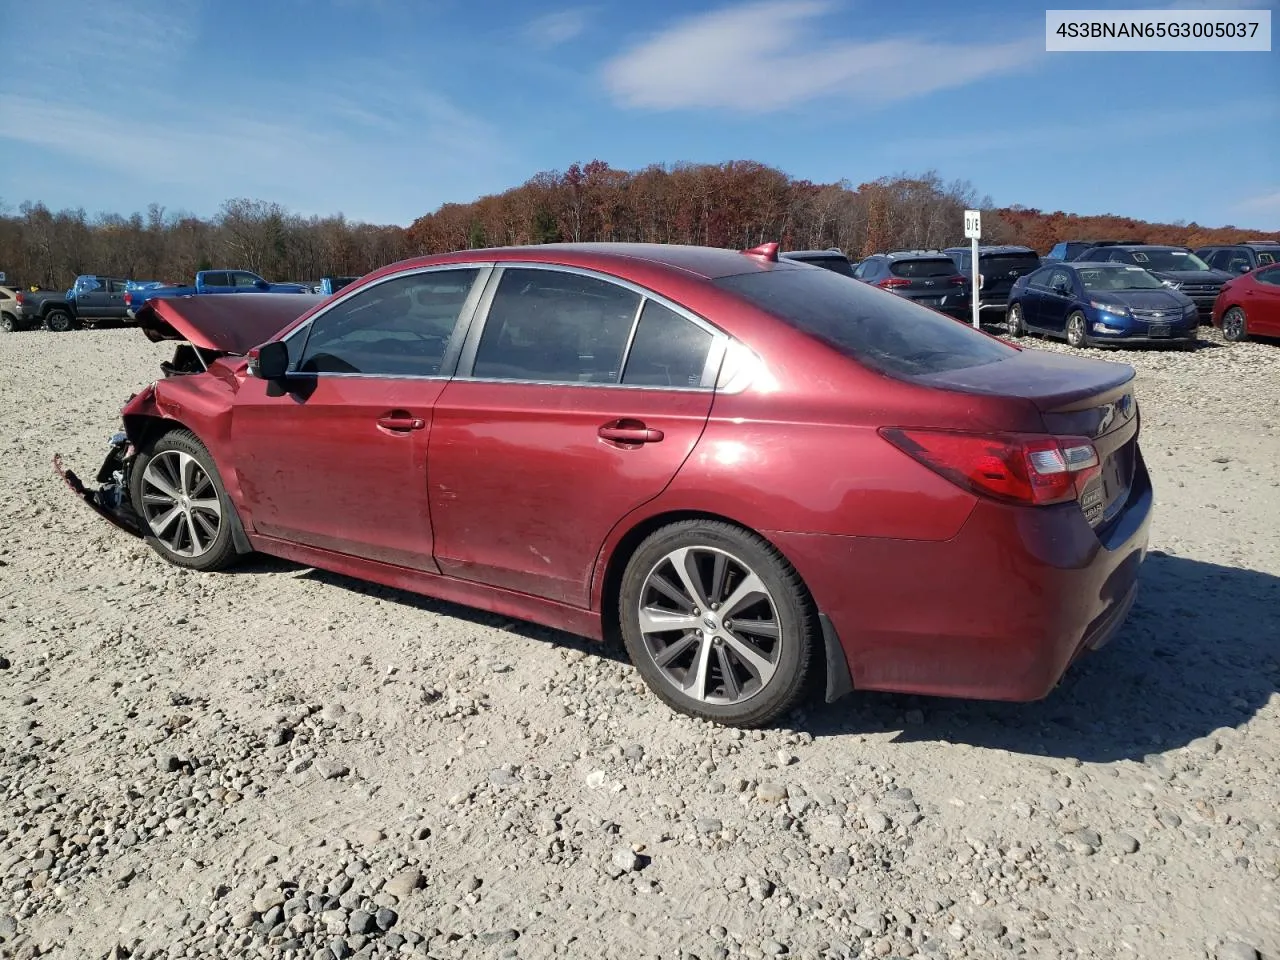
647 572 693 611
731 618 780 640
670 547 710 610
720 571 766 620
188 497 221 518
652 632 698 667
682 633 714 697
708 552 729 605
723 632 775 680
149 504 184 537
145 469 180 502
716 644 741 700
184 513 203 555
179 454 200 497
639 606 702 634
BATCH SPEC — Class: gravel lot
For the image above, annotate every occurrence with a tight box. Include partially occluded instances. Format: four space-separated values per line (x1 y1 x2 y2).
2 324 1278 960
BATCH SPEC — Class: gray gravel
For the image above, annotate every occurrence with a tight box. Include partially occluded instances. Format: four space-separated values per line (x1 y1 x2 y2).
0 324 1278 959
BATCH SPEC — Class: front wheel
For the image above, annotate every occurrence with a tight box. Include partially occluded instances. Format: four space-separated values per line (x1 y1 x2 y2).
1065 311 1089 348
618 520 816 727
129 429 240 571
1006 303 1025 337
1221 307 1248 342
0 313 15 333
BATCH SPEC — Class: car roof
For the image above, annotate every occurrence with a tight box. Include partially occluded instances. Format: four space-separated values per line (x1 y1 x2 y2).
780 249 849 259
942 244 1037 254
395 242 808 281
1096 244 1186 252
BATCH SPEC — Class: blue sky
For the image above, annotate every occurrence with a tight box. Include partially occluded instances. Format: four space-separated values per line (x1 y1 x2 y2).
1 0 1276 228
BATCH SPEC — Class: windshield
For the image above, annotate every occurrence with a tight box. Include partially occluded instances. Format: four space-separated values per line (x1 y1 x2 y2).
714 268 1015 377
1077 266 1165 291
890 259 957 278
1128 249 1210 272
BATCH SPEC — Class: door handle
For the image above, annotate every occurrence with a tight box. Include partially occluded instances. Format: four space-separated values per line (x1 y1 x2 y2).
598 421 664 444
377 415 425 431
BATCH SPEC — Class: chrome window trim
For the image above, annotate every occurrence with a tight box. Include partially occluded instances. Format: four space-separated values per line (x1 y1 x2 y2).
284 263 495 379
455 262 733 392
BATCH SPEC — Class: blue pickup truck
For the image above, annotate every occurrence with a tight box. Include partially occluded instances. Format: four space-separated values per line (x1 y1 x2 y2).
123 269 313 318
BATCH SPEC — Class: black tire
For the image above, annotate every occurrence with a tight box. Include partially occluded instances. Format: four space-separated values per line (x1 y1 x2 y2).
43 308 76 333
0 313 15 333
129 429 240 572
1221 306 1248 342
1065 310 1089 348
1006 303 1025 337
618 520 817 727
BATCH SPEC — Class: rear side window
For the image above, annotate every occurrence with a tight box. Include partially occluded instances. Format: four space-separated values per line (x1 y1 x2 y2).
1256 266 1280 287
714 268 1015 377
1256 251 1275 266
889 258 956 278
202 272 229 286
622 301 713 388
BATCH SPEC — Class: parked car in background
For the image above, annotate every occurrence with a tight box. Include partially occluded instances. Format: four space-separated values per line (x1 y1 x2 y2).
1212 263 1280 342
318 275 360 296
942 244 1042 317
123 269 314 318
1195 241 1280 276
10 274 137 332
1043 239 1144 262
851 250 971 319
57 241 1152 728
1073 245 1231 321
778 249 855 276
0 286 20 332
1008 261 1198 348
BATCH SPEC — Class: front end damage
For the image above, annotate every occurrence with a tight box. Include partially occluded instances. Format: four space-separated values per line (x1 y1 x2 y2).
53 432 144 538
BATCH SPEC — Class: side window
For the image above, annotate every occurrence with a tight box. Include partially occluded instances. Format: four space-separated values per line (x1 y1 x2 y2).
1257 252 1276 266
471 268 640 384
1047 268 1073 293
1026 266 1054 289
202 272 229 287
79 277 102 292
297 268 479 376
852 260 871 280
1256 266 1280 287
1048 243 1066 260
232 272 263 288
108 279 128 294
1225 250 1252 272
622 301 714 388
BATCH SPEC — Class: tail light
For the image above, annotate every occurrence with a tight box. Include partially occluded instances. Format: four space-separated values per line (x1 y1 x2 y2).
880 428 1101 506
123 292 133 306
877 277 911 289
14 291 23 305
948 275 967 287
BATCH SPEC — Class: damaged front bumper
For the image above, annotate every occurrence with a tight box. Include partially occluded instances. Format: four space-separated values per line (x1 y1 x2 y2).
53 432 144 538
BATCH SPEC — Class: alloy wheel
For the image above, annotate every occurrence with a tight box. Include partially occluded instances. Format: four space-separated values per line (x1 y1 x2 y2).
1222 307 1247 342
1007 304 1023 336
636 546 782 705
1067 313 1087 348
139 450 223 557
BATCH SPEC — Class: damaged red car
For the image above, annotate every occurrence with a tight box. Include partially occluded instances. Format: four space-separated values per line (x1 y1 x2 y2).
58 243 1153 727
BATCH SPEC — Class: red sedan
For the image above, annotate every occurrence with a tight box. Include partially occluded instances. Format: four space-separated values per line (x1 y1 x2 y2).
1213 263 1280 341
58 242 1152 727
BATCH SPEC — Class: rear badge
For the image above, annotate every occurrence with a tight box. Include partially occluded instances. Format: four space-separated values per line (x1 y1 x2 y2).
1081 485 1105 525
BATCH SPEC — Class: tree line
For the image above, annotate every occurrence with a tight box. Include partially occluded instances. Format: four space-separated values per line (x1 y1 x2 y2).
3 161 1275 290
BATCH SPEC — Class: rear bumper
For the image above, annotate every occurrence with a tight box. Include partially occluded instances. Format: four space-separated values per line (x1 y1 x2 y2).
768 451 1153 701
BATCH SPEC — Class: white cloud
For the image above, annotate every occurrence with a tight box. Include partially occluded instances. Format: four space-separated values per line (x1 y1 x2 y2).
602 0 1043 112
525 8 592 48
1234 189 1280 213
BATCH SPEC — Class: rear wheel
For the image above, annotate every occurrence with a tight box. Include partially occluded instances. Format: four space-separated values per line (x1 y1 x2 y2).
43 309 75 333
618 520 816 727
129 429 239 572
1065 311 1089 348
0 313 15 333
1006 303 1025 337
1221 307 1248 342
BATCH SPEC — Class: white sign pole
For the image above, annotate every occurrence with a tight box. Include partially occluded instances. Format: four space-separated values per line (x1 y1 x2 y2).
963 210 981 329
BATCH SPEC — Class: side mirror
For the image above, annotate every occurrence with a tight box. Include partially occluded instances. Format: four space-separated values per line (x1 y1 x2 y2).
247 341 289 379
1237 264 1251 273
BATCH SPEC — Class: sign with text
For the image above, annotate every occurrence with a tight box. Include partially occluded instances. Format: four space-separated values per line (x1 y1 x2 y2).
963 210 981 240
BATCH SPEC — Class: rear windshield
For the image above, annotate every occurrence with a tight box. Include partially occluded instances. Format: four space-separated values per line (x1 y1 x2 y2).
1129 249 1210 272
715 268 1015 377
889 258 957 278
980 254 1041 278
788 255 855 277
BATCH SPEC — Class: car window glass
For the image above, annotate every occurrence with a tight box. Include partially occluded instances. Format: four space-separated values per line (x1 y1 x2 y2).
1048 269 1073 292
1257 252 1276 266
1026 266 1053 288
1256 266 1280 287
297 268 479 375
621 300 713 388
232 272 261 288
852 260 871 280
79 278 102 292
202 272 228 287
472 268 640 384
889 258 956 278
714 268 1015 378
107 279 126 293
1225 251 1252 272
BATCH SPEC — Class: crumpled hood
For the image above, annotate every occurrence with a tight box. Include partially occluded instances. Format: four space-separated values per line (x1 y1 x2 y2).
136 293 323 354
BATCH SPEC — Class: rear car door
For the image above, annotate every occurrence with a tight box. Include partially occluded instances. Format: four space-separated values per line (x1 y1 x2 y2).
106 279 129 318
427 265 721 606
1017 267 1053 327
1247 265 1280 336
1039 267 1076 334
75 277 110 318
230 266 489 571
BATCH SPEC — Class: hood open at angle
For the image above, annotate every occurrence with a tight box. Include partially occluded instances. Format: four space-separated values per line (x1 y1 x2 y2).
136 293 324 355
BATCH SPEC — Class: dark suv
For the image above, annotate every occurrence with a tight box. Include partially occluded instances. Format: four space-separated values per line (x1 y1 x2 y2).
1194 241 1280 276
1044 239 1143 262
852 250 971 318
1076 244 1233 320
779 249 856 276
942 245 1042 315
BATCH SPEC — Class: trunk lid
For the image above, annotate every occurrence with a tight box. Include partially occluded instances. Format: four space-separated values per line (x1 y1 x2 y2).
136 293 323 355
918 349 1139 527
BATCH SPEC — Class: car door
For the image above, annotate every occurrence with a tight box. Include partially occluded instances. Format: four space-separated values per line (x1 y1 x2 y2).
1016 266 1052 327
105 278 129 318
229 265 489 571
1247 265 1280 336
1039 267 1076 334
427 265 721 607
75 277 110 318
